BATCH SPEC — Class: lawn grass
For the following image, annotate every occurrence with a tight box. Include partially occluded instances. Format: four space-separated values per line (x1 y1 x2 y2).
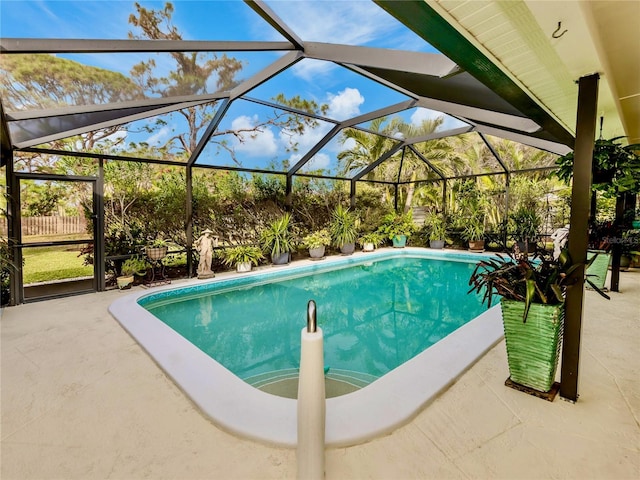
23 245 93 284
21 243 186 285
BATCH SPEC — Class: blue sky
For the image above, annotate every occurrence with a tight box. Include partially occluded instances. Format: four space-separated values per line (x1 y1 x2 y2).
1 1 466 174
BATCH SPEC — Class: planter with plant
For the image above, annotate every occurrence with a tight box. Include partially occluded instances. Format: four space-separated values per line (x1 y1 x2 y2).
556 134 640 290
358 232 383 252
468 249 608 393
118 256 149 289
509 207 541 254
330 205 359 255
221 245 263 273
454 180 487 252
424 211 447 249
0 238 20 306
260 213 294 265
146 238 168 261
377 211 416 248
461 217 485 252
621 229 640 270
302 229 331 259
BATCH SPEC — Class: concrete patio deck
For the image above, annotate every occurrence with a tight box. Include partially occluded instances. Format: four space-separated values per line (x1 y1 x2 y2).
1 266 638 479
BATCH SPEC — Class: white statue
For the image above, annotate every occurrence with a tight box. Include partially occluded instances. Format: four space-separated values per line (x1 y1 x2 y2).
551 224 570 260
194 229 217 279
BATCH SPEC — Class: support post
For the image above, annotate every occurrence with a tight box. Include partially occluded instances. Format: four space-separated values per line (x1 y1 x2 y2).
504 173 510 248
442 179 447 215
560 73 599 402
286 175 293 211
185 166 194 278
5 152 22 305
96 158 105 291
393 184 399 212
349 180 356 209
609 195 625 291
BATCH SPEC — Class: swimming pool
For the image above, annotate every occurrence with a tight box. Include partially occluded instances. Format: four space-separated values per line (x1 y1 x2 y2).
109 248 503 447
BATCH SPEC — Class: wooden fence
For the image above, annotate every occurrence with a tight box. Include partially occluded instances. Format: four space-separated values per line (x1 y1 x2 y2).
0 216 88 236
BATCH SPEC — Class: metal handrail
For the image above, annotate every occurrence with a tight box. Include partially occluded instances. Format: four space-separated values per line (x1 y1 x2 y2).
307 299 317 333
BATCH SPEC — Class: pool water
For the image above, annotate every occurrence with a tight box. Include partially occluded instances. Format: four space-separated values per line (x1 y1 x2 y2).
141 256 487 395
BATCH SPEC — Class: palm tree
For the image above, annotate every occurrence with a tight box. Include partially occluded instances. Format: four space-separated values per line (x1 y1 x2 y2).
338 115 461 212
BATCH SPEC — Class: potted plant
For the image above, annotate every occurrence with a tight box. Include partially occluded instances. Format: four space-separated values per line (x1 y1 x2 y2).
117 257 148 289
509 206 541 254
302 229 331 259
146 238 168 261
424 211 447 249
377 211 416 248
260 213 294 265
330 205 359 255
468 249 608 393
556 135 640 289
358 232 383 252
621 229 640 270
221 245 263 273
461 216 485 252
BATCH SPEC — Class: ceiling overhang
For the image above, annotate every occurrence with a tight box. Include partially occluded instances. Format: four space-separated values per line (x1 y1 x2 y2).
376 0 639 146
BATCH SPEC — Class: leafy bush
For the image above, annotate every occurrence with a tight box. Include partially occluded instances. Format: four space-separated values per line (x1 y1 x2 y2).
377 211 416 240
221 245 263 267
302 229 331 249
330 205 359 247
260 213 294 257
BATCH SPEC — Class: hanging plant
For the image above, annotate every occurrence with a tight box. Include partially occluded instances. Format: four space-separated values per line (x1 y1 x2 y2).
555 136 640 198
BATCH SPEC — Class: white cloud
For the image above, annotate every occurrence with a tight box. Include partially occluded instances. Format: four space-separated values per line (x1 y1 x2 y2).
267 1 392 46
327 88 364 121
289 151 331 172
292 58 336 82
409 108 469 132
146 126 171 147
410 108 442 126
280 122 333 152
304 153 331 171
230 115 278 157
341 137 356 151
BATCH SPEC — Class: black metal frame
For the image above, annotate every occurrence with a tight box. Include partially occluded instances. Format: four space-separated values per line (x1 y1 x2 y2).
13 173 100 304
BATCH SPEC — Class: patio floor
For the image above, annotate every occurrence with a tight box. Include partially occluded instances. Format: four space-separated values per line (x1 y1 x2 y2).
1 260 639 479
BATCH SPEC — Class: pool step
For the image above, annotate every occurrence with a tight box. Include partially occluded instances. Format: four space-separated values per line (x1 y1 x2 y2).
244 368 378 390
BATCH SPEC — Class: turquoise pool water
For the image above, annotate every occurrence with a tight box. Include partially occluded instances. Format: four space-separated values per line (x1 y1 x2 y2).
140 255 488 390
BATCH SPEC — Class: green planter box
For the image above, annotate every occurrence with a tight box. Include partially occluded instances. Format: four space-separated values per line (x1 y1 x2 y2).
392 235 407 248
500 299 564 392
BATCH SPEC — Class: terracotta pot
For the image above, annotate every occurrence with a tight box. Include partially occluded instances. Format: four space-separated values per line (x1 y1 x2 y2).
468 240 485 252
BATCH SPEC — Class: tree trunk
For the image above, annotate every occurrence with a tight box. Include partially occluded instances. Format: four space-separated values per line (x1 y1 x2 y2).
403 171 417 213
610 195 625 291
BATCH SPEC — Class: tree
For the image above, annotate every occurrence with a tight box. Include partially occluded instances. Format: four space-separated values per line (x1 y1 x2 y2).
338 115 455 212
128 2 327 161
1 53 147 177
20 182 65 217
0 54 143 110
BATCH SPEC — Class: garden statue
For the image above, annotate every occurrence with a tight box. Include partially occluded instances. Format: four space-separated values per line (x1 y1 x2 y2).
194 229 217 279
551 224 570 260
